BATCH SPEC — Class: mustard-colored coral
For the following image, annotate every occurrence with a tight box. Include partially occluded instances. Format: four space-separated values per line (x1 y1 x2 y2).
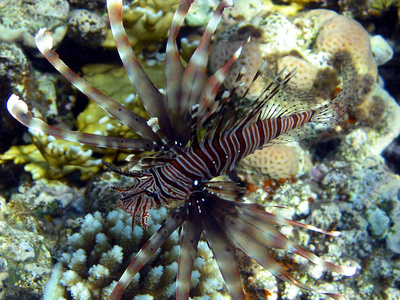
76 65 147 138
101 0 181 52
260 0 304 16
0 129 102 180
76 60 165 160
1 59 165 180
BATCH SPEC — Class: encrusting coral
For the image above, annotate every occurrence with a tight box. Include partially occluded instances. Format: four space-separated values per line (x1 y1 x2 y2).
235 126 400 298
277 55 319 90
209 5 398 135
0 178 84 299
3 1 389 182
68 9 107 46
315 13 378 83
0 0 69 49
209 41 264 98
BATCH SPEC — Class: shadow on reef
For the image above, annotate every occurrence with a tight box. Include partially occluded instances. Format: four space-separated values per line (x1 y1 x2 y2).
382 135 400 174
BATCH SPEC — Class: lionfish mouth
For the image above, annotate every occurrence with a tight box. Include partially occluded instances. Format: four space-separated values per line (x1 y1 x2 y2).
6 0 359 299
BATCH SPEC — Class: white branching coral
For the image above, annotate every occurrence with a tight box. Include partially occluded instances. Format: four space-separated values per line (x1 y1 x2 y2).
44 207 227 299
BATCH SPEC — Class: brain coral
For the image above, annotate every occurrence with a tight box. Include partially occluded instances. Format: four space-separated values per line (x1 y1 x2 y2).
209 41 264 98
239 144 308 179
277 55 319 89
316 14 377 82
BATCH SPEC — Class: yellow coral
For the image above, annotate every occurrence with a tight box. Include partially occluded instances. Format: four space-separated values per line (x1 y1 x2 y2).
101 0 180 52
77 61 165 158
77 65 147 137
0 59 166 180
261 0 304 16
0 130 102 180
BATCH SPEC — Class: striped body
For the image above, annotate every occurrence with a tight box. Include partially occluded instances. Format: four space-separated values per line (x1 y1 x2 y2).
118 110 314 219
6 0 358 299
171 110 313 182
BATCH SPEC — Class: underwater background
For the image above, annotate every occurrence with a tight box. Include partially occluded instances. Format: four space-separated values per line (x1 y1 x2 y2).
0 0 400 299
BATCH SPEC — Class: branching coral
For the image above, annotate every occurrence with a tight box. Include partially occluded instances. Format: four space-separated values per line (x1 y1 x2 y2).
101 0 181 52
2 2 400 300
0 129 102 180
44 207 228 299
0 59 165 180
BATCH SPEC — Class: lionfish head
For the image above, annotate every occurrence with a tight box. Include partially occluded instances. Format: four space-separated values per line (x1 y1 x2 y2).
103 162 164 228
5 0 360 298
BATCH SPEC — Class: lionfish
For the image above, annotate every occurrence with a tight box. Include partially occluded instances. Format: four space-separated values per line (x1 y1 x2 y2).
7 0 358 299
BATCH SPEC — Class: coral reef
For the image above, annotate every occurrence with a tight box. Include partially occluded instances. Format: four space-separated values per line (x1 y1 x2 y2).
239 143 311 179
185 0 219 27
210 5 397 133
277 55 319 90
101 0 181 52
68 9 107 46
209 41 264 98
1 1 400 300
0 129 103 180
370 35 394 66
0 0 69 49
0 59 165 180
237 126 400 299
352 76 400 148
0 178 84 299
0 42 31 97
315 13 377 82
44 206 228 299
0 42 33 150
0 194 53 299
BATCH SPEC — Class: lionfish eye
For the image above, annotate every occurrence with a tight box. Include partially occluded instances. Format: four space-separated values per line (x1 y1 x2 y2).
146 191 157 198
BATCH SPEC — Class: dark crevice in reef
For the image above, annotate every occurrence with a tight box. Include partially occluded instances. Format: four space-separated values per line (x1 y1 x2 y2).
382 135 400 175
